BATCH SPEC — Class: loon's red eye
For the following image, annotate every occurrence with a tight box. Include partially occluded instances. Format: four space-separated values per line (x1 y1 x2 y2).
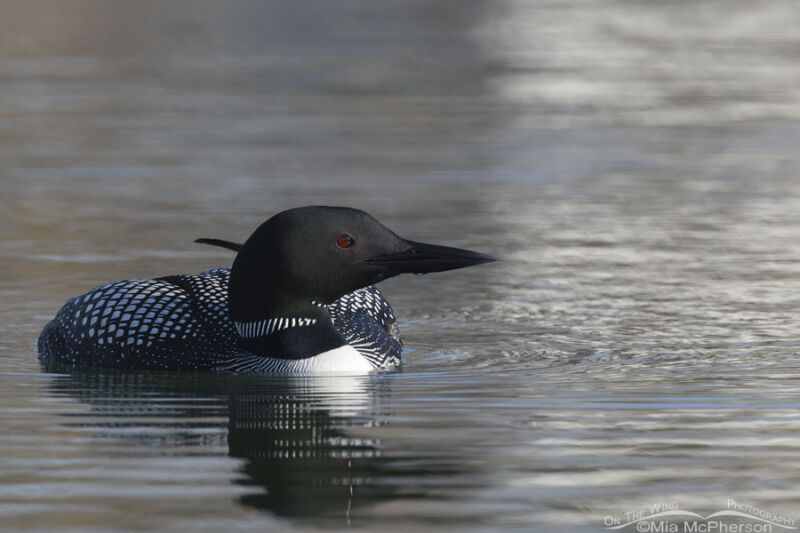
336 234 354 249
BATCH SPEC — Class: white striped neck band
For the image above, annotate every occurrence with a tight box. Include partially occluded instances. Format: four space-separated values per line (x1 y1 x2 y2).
233 317 318 339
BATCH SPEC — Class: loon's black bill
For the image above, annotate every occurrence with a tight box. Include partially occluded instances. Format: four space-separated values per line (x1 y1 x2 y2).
365 240 496 274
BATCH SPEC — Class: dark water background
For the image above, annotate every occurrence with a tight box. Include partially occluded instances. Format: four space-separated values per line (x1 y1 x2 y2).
2 1 800 531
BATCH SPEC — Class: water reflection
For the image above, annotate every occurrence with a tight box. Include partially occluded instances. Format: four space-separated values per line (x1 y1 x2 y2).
226 375 394 520
42 364 402 523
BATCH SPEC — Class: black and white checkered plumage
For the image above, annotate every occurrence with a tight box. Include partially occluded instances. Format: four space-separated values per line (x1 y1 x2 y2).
38 268 402 372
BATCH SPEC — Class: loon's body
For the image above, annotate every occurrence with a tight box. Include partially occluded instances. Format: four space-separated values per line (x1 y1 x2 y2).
38 206 494 374
38 269 401 372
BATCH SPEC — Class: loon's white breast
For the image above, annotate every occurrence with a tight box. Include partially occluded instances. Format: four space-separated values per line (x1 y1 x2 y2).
216 344 376 374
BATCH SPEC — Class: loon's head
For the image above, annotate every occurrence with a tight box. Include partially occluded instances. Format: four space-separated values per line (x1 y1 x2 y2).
224 206 494 358
228 206 493 319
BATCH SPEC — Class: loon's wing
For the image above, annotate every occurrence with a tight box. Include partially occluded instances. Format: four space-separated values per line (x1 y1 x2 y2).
195 238 242 252
38 271 237 371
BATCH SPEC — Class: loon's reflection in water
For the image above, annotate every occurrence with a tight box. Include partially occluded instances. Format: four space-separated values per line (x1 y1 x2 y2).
227 374 395 519
41 362 417 523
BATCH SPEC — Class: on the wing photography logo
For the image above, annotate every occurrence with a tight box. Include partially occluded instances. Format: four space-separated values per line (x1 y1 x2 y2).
603 499 797 532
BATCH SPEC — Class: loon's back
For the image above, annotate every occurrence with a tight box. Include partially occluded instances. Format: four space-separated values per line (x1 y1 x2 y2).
38 268 402 372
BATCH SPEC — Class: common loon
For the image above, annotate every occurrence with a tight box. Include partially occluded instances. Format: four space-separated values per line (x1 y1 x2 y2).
38 206 495 374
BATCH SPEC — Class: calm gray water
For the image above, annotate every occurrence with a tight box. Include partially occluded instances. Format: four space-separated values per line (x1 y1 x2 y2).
2 1 800 531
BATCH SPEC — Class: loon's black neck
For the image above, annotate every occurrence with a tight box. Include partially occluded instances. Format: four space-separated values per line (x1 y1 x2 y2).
231 301 347 360
227 227 348 359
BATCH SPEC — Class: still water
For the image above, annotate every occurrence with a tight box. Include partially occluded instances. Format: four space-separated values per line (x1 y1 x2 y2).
2 1 800 531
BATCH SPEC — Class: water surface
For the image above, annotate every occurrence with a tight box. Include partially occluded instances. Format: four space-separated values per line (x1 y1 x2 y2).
2 1 800 531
